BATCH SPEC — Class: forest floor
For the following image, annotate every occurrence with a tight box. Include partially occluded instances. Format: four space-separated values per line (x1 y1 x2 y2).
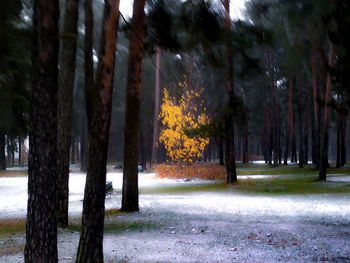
1 163 350 262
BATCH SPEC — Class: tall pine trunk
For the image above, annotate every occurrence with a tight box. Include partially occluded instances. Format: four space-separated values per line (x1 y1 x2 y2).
319 42 335 181
223 0 237 183
76 0 120 261
311 48 320 168
284 78 293 165
24 0 59 261
57 0 79 228
121 0 146 211
304 87 310 165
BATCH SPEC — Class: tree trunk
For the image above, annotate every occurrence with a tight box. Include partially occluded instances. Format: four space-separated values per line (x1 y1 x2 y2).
24 0 59 261
140 129 146 170
18 136 22 166
304 87 310 165
296 87 304 168
0 134 5 170
121 0 146 212
71 137 76 164
341 114 347 166
336 97 342 168
151 46 161 167
319 42 335 181
76 0 120 262
218 140 224 165
284 78 293 165
57 0 79 228
223 0 237 183
80 113 88 172
311 48 320 168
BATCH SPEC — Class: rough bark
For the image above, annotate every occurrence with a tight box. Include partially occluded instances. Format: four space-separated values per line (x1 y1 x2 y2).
223 0 237 183
24 0 59 261
0 134 5 170
76 0 120 262
121 0 146 211
57 0 79 228
319 42 335 181
151 46 161 167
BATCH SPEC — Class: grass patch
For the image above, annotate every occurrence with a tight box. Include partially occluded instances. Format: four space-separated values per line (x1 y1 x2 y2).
0 170 27 177
67 212 158 234
143 174 350 195
0 219 26 237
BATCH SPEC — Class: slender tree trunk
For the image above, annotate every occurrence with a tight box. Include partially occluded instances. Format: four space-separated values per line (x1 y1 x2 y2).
296 87 304 168
223 0 237 183
336 97 342 168
121 0 146 211
57 0 79 228
319 42 335 181
80 113 88 172
24 0 59 261
0 134 5 170
284 78 293 165
264 86 271 164
76 0 120 261
311 48 320 168
304 87 310 165
218 140 224 165
71 137 76 164
18 136 22 166
140 129 146 170
341 115 347 166
151 46 161 167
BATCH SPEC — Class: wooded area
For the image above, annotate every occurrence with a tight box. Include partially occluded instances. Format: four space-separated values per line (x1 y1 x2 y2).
1 0 350 262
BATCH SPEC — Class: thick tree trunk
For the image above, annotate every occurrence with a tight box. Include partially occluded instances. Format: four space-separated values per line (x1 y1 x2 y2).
311 48 320 168
319 42 335 181
0 134 5 170
223 0 237 183
121 0 146 211
151 46 161 167
24 0 59 261
57 0 79 228
76 0 120 262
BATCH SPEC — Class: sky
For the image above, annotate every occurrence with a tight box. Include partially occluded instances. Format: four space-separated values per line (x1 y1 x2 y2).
119 0 248 20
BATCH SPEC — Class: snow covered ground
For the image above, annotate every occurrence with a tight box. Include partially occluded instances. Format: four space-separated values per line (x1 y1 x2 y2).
1 172 350 262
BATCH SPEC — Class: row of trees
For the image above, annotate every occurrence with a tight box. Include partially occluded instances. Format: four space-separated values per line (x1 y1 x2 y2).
1 0 349 261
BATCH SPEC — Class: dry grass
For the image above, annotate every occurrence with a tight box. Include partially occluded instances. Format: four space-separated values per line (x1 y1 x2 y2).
154 163 226 180
0 170 27 177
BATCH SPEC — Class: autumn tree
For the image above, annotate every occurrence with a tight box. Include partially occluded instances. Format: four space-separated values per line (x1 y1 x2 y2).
159 81 210 165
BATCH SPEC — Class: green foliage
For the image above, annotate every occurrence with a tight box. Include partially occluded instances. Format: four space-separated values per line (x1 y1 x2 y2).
0 0 31 137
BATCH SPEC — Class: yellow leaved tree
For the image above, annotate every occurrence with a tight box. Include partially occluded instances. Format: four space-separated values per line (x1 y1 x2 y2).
159 78 210 165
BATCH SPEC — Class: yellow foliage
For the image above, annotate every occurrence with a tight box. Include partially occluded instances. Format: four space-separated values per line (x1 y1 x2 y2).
159 79 210 165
